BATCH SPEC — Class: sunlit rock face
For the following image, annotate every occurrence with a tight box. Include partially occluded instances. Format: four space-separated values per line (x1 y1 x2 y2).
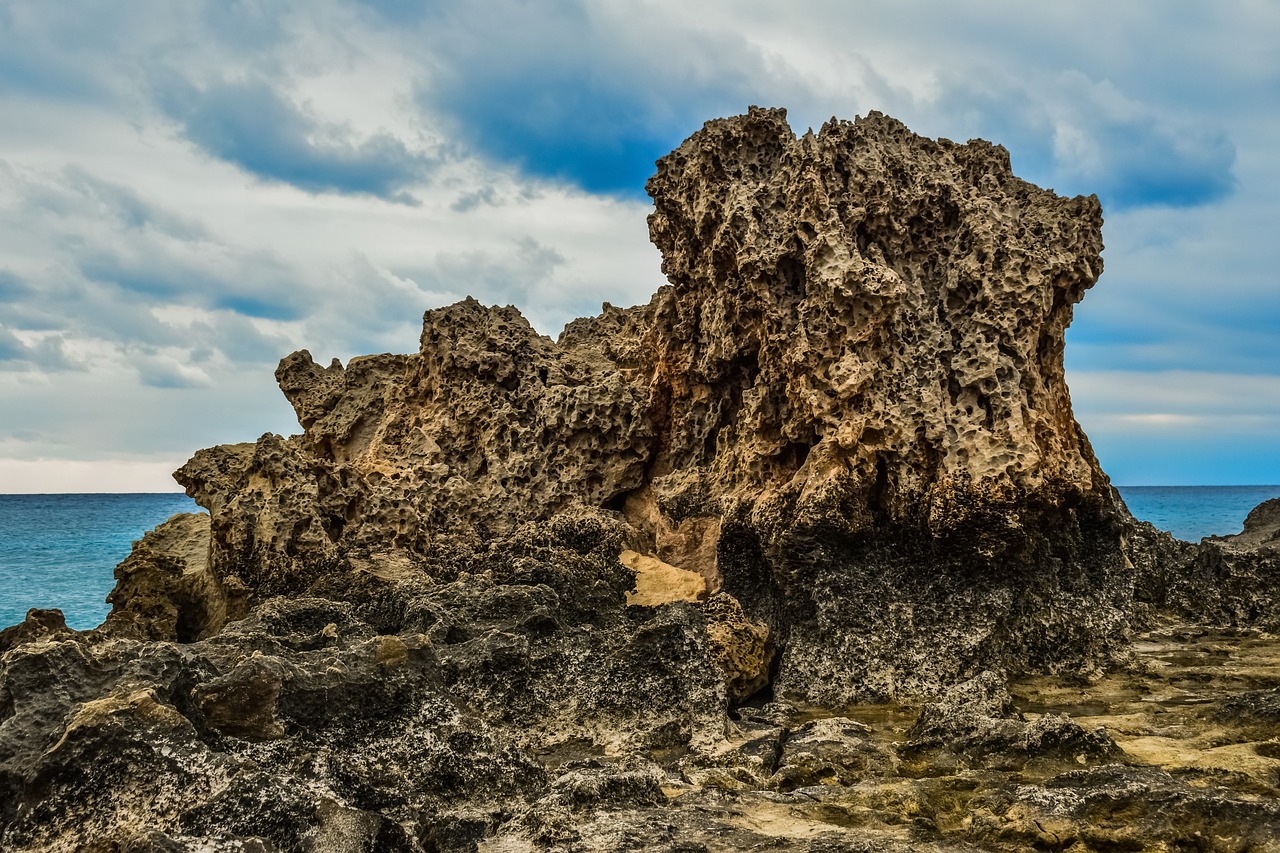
634 108 1126 700
167 107 1129 702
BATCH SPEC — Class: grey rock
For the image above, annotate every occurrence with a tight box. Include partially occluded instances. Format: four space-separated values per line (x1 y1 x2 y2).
770 717 898 790
902 671 1120 769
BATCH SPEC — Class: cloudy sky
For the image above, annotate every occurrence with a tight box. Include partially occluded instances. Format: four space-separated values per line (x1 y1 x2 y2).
0 0 1276 491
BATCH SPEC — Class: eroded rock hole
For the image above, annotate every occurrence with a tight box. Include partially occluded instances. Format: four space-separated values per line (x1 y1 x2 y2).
777 253 807 301
976 391 995 431
870 454 891 523
703 427 721 461
780 441 812 469
174 597 209 644
602 491 630 513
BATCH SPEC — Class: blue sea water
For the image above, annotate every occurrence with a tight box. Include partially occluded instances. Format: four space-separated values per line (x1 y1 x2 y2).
1 487 1278 633
0 493 199 631
1116 485 1280 543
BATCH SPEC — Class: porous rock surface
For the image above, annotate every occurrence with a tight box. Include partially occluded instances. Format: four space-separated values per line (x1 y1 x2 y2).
900 671 1121 771
1 515 728 852
3 108 1279 851
171 106 1128 703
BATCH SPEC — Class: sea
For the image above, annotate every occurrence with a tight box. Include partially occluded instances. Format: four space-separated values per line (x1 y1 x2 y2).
1 486 1278 632
0 493 198 632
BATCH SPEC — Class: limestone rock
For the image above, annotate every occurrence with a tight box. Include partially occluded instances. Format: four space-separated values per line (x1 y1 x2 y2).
178 298 654 599
643 108 1126 703
538 761 667 813
677 722 785 790
621 549 707 606
0 608 74 655
769 717 898 790
163 107 1134 705
1218 685 1280 728
103 512 237 641
618 548 771 704
902 671 1120 770
1232 497 1280 549
0 514 726 851
969 765 1280 851
699 592 773 703
1122 515 1198 625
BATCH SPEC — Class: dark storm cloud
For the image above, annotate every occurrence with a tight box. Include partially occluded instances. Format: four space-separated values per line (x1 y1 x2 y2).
63 168 208 239
192 313 295 366
397 0 1241 213
1092 122 1235 209
77 248 305 323
0 327 25 361
156 74 432 202
411 0 816 196
915 74 1237 212
395 237 565 315
1068 273 1280 377
1 162 300 368
0 270 30 302
351 0 433 25
0 1 121 101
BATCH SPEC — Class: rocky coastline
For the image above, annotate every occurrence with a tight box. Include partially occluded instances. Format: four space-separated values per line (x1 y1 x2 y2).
2 108 1279 852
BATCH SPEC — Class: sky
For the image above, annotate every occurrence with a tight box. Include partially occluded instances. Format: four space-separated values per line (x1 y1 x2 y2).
0 0 1276 492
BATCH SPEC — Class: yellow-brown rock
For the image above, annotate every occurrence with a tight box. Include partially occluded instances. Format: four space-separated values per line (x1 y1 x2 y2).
102 512 240 641
170 108 1133 703
700 592 773 703
621 549 707 606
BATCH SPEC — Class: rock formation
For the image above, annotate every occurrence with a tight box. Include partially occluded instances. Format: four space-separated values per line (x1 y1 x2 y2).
158 107 1128 704
3 108 1279 851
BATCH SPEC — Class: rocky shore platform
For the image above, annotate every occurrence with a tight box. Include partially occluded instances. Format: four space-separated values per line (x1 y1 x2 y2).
3 108 1279 852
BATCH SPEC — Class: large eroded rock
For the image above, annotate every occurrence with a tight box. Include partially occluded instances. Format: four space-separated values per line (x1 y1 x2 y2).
158 108 1130 702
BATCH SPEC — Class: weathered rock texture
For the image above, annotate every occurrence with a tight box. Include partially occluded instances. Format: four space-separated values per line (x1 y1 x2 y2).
163 107 1129 704
5 108 1278 851
1150 497 1280 629
0 515 728 852
103 512 232 642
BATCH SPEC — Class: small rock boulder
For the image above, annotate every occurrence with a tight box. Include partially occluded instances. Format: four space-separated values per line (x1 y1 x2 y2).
903 671 1119 769
770 717 898 790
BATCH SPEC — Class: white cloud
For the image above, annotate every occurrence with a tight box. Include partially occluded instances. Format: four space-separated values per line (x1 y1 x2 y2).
1069 371 1280 417
0 459 187 493
1069 370 1280 484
